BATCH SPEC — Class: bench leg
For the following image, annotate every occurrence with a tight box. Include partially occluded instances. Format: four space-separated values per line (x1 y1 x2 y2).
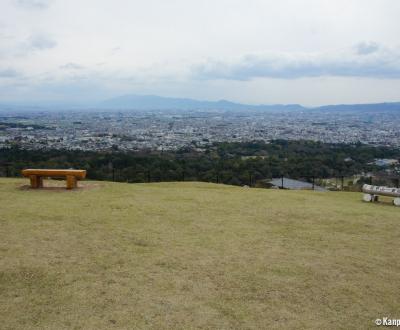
29 175 43 188
66 175 77 189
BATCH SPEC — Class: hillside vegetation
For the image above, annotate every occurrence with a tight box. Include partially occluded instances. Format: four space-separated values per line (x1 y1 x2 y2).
2 140 400 186
0 178 399 329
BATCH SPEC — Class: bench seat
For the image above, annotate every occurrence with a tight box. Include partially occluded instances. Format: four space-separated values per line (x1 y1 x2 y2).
22 169 86 189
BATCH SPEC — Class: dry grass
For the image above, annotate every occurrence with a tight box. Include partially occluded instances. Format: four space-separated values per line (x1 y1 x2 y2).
0 178 399 329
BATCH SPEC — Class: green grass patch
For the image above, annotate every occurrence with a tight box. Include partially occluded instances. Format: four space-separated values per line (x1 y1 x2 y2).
0 178 399 329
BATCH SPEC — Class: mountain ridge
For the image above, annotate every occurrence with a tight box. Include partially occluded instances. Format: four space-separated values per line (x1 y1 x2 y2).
99 94 305 111
1 94 400 112
99 94 400 112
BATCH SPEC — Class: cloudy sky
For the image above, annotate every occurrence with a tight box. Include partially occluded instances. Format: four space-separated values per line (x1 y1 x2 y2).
1 0 400 106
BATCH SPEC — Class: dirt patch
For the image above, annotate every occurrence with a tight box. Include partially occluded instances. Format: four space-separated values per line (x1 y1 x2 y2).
18 180 102 192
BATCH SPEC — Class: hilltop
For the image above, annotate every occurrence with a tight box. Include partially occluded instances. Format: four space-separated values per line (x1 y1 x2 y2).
0 178 399 329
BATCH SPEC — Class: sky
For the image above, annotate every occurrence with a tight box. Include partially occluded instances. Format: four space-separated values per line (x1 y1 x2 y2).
0 0 400 106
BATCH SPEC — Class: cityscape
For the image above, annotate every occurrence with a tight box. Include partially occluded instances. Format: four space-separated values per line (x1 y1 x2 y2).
1 106 400 151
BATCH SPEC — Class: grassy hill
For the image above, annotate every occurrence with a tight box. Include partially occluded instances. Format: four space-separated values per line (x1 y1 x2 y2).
0 178 399 329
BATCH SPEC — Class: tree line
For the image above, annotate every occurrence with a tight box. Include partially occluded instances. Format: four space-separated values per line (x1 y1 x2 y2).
1 140 399 187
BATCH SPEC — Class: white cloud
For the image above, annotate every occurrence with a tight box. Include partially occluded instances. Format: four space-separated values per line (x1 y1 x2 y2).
26 34 57 50
15 0 52 10
355 41 380 55
0 68 19 78
60 62 84 70
192 43 400 80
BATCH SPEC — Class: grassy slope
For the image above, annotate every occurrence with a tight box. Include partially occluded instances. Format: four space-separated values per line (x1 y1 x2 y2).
0 178 399 329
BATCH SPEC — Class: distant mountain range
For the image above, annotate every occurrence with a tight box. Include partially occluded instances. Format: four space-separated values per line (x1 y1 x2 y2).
99 94 305 111
315 102 400 112
1 94 400 112
99 94 400 112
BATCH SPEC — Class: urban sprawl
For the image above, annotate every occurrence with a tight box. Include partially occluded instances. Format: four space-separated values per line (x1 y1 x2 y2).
1 108 399 151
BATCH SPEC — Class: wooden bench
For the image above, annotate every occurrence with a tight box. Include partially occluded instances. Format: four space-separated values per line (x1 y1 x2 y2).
22 169 87 189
